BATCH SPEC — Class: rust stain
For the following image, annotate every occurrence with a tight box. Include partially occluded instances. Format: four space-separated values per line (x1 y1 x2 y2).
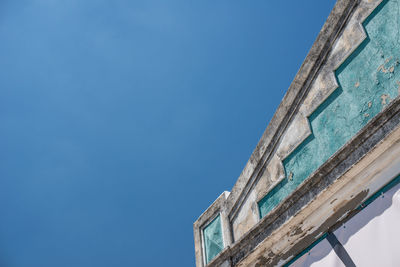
355 81 360 88
368 101 372 108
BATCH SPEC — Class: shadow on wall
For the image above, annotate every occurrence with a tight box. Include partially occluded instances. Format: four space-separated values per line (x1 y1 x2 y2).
288 175 400 267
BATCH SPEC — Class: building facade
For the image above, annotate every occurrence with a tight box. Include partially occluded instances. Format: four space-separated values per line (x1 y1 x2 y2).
193 0 400 266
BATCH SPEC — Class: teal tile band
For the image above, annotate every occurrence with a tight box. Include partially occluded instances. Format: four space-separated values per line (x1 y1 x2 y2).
203 215 224 264
259 0 400 218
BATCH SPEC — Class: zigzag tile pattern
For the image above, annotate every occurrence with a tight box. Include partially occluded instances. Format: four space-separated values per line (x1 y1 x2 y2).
259 0 400 217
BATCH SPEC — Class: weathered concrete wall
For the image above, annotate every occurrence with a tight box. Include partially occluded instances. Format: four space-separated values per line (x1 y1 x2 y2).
194 0 400 265
220 96 400 267
232 0 392 239
194 192 233 267
239 124 400 266
259 0 400 218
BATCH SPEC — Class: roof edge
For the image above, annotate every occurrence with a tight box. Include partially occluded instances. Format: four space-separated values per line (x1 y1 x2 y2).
225 0 360 219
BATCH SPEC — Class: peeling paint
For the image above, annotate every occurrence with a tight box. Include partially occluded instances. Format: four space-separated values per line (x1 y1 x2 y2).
381 94 390 105
254 256 268 267
262 190 369 266
397 81 400 95
289 225 304 237
288 172 293 181
258 0 400 218
195 1 400 265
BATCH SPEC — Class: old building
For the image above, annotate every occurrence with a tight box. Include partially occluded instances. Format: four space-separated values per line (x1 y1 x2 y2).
193 0 400 266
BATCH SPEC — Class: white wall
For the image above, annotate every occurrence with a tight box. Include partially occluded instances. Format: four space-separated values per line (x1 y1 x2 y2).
290 180 400 267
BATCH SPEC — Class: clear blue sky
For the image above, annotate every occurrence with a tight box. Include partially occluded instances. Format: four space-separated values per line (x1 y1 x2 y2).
0 1 335 266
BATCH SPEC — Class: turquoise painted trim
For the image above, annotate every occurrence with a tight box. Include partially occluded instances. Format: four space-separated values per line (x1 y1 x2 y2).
203 214 224 264
259 0 400 218
284 173 400 267
283 233 328 267
357 174 400 210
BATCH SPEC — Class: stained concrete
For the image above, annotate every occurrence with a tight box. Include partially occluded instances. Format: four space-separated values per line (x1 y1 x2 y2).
215 97 400 267
259 0 400 218
232 0 385 240
193 0 400 265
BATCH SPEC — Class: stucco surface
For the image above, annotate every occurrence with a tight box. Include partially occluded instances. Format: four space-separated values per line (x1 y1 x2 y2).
206 98 400 266
194 0 400 265
231 0 377 238
259 0 400 218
